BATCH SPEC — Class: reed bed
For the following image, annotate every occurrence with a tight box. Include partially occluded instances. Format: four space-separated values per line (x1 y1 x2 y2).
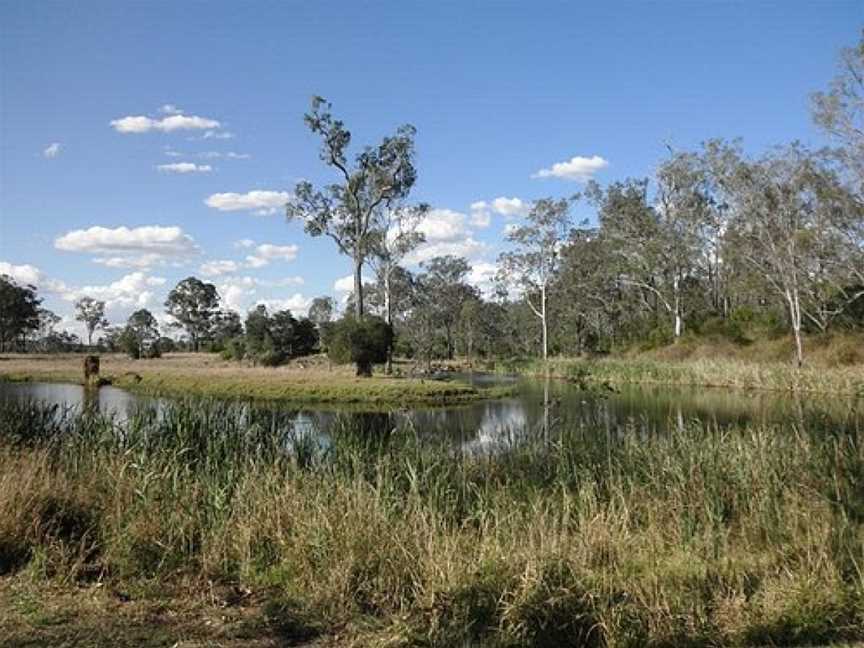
1 398 862 646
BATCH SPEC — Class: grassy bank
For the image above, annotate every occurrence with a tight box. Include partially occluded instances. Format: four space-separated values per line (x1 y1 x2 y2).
1 399 863 646
495 356 864 396
491 332 864 395
0 353 495 407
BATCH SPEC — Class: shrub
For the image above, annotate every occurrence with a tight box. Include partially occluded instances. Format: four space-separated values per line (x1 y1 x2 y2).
326 316 393 376
220 336 246 361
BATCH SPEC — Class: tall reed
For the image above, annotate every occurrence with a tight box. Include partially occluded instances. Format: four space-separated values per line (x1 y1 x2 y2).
1 398 862 646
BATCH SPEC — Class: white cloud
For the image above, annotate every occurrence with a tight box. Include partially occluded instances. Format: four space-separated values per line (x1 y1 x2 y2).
0 262 67 293
92 254 166 269
256 294 312 315
201 243 299 277
467 261 500 297
110 113 221 134
416 208 469 242
532 155 609 182
245 243 298 268
55 225 199 269
333 275 356 293
0 262 43 286
200 260 241 277
202 130 233 140
199 151 250 160
407 238 488 265
157 162 213 174
43 142 61 159
406 208 489 265
63 272 166 310
205 190 291 215
469 197 529 226
216 276 308 314
159 104 183 115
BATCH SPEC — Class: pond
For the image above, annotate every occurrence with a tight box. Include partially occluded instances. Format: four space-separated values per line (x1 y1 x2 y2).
1 375 861 450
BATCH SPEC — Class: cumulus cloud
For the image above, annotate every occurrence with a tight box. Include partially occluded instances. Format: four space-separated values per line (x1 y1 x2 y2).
110 113 221 134
470 197 529 226
43 142 61 159
200 243 299 276
159 104 183 115
532 155 609 181
157 162 213 174
467 261 501 297
205 190 291 215
256 294 312 315
0 262 69 294
405 208 489 265
245 243 298 268
62 272 166 310
216 276 308 314
55 225 199 269
200 260 241 277
0 261 44 286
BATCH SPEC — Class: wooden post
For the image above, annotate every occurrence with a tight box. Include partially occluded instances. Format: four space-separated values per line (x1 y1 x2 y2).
83 355 100 387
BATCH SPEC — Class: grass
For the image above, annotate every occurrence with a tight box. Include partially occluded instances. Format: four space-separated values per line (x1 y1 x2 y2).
491 332 864 396
0 353 502 407
1 398 863 646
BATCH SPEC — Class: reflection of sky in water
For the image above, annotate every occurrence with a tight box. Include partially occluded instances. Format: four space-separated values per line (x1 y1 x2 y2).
1 378 861 453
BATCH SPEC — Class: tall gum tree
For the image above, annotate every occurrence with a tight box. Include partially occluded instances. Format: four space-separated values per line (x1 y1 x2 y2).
498 196 576 362
287 97 421 321
369 205 427 372
721 145 862 366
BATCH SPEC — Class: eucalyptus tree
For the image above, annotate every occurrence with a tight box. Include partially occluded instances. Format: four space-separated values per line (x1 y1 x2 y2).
308 296 335 328
123 309 160 359
498 197 576 361
287 96 422 321
164 277 221 351
74 296 108 346
420 255 477 360
721 145 861 366
0 275 41 352
369 206 427 327
811 30 864 191
368 206 426 372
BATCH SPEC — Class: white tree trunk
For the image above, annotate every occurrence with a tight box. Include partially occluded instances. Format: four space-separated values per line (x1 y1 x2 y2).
541 284 548 362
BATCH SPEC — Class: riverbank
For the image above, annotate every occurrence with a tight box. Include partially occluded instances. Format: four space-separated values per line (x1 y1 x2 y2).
0 353 498 407
1 399 862 647
493 355 864 395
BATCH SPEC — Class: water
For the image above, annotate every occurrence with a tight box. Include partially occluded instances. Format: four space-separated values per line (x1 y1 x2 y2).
1 376 861 449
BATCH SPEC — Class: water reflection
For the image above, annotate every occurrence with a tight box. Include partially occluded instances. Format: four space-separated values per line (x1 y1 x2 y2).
0 376 861 451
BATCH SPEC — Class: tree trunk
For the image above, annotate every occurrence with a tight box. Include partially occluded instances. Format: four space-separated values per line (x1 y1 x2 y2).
786 288 804 367
673 275 682 340
541 285 548 362
87 329 93 347
384 270 393 375
353 256 364 321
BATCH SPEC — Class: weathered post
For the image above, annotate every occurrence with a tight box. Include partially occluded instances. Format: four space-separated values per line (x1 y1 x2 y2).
83 355 100 387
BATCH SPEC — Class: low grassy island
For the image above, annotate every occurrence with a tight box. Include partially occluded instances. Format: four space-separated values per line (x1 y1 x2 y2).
0 353 499 407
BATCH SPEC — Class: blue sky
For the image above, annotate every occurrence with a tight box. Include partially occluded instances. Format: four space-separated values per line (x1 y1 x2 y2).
0 1 860 334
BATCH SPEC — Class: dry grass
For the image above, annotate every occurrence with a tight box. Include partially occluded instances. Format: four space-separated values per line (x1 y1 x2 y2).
1 399 863 646
0 353 490 406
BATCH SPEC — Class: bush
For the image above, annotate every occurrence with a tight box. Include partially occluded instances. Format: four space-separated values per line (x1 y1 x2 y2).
326 316 393 376
220 337 246 361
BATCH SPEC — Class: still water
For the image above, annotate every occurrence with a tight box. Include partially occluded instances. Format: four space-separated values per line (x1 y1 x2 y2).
1 376 861 449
